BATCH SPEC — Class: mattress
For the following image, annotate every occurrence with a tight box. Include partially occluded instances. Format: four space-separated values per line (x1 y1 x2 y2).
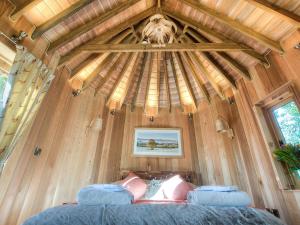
22 204 284 225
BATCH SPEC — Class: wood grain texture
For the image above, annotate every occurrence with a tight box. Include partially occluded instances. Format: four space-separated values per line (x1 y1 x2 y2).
233 30 300 225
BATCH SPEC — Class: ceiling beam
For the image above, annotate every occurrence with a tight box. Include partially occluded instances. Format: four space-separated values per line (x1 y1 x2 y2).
186 51 225 100
172 52 198 108
49 0 140 51
10 0 43 20
169 55 184 112
164 10 269 66
81 43 253 52
181 0 284 53
157 52 161 110
131 53 148 112
178 35 237 89
143 53 153 112
59 27 132 66
82 34 136 91
182 35 237 89
244 0 300 25
163 53 172 112
71 31 133 80
105 54 134 100
32 0 94 39
117 53 141 108
169 21 238 90
170 21 238 89
81 53 118 90
70 53 99 78
180 52 210 103
186 28 251 80
58 8 155 64
106 53 140 110
92 53 124 94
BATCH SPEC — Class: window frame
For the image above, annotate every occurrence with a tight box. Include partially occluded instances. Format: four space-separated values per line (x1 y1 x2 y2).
254 81 300 190
265 97 300 146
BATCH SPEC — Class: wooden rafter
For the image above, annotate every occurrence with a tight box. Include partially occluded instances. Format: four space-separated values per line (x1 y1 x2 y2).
80 43 253 52
106 53 140 110
186 51 225 100
131 53 148 112
118 53 141 108
171 19 237 89
144 53 153 112
49 0 140 51
183 35 237 89
163 53 172 112
181 0 283 53
85 35 136 91
10 0 43 20
72 32 133 80
106 54 134 105
32 0 94 39
169 54 184 112
59 27 132 66
186 28 251 80
173 52 197 108
81 53 117 89
244 0 300 25
157 52 161 110
58 8 155 64
170 22 238 89
163 10 269 66
92 53 124 94
70 54 99 78
182 35 237 89
180 52 210 103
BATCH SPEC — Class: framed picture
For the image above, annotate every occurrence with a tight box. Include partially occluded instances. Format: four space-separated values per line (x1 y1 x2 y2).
133 128 183 157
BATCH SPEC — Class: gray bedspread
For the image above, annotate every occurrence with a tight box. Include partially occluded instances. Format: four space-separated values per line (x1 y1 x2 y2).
22 204 284 225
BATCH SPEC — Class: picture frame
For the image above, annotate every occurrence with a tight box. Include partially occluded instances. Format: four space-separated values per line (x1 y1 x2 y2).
133 128 183 157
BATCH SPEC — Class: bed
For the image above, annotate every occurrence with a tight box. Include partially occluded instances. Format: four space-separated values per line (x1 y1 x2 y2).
22 170 284 225
22 204 283 225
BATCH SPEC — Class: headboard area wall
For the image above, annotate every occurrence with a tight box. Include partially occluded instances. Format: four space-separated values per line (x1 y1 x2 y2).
120 106 195 176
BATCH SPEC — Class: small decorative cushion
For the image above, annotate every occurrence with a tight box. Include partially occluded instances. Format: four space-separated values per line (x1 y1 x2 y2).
162 175 194 200
144 179 165 200
119 172 147 200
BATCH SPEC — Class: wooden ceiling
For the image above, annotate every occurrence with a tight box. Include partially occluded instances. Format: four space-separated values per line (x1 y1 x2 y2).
9 0 300 116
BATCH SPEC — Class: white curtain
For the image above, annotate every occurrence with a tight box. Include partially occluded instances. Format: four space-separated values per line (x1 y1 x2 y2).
0 45 56 173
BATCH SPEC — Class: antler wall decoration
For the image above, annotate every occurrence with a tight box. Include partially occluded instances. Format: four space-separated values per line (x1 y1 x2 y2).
142 14 177 45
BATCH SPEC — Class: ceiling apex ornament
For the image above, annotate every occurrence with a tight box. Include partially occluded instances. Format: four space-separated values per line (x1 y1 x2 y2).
142 14 177 45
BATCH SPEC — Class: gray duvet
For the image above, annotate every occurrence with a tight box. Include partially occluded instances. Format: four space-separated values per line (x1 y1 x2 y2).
22 204 284 225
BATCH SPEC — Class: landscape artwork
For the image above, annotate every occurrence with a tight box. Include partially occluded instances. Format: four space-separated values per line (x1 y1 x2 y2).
133 128 183 157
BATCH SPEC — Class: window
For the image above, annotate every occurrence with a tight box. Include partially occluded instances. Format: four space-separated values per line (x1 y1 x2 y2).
271 101 300 145
255 82 300 190
0 41 15 122
269 100 300 187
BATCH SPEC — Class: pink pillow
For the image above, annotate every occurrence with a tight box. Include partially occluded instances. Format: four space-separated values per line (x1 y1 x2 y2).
162 175 193 200
119 172 147 200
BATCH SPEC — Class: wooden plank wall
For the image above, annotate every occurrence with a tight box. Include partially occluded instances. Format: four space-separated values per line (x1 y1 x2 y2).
0 67 107 225
234 29 300 225
0 67 255 224
192 96 265 207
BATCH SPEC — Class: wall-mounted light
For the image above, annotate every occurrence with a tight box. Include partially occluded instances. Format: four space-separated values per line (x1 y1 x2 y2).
215 117 234 139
